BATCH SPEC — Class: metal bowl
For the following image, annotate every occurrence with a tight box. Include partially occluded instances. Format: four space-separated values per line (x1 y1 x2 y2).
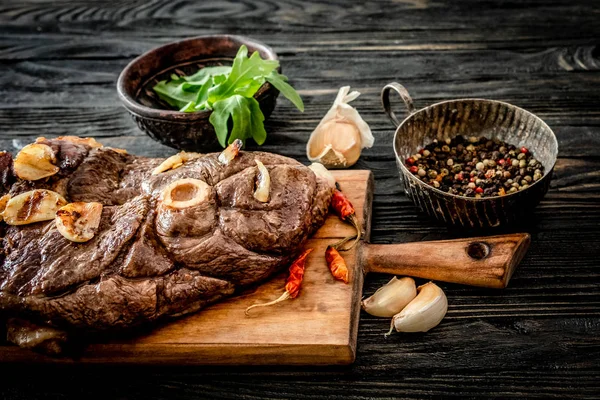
117 35 280 151
382 82 558 228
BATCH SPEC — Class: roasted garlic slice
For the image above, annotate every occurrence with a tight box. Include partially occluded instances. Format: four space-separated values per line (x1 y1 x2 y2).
0 194 10 222
218 139 243 165
14 143 59 181
160 178 212 209
55 202 103 243
2 190 67 225
152 152 203 175
253 160 270 202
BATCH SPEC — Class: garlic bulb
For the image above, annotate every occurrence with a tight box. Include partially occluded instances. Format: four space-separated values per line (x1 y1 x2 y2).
361 277 417 317
386 282 448 335
307 86 374 168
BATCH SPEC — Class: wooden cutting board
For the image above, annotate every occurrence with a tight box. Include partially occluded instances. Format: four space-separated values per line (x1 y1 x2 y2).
1 170 530 365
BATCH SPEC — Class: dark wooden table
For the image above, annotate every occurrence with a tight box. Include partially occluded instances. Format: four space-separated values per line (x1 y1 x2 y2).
1 0 599 398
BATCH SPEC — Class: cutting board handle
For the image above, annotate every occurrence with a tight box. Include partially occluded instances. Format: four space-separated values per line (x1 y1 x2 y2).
361 233 530 288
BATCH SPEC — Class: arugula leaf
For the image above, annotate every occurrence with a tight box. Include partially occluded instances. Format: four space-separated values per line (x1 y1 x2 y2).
266 72 304 112
152 45 304 147
207 46 279 103
209 95 267 147
154 80 199 109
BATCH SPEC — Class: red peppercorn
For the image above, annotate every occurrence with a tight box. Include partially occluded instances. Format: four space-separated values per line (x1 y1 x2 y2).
498 159 505 166
520 147 528 154
455 173 463 181
419 149 424 155
409 166 418 174
406 157 415 165
475 187 484 194
470 177 476 182
505 158 511 165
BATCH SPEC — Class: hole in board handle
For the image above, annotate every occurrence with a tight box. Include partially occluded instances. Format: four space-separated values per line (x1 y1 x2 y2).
467 242 490 260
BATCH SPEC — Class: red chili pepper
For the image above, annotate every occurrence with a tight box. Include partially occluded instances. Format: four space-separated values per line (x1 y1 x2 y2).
245 249 313 315
326 246 349 284
330 184 361 251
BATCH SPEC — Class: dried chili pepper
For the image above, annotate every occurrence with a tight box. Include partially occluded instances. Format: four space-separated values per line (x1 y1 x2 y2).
244 248 313 315
326 246 349 284
330 183 361 251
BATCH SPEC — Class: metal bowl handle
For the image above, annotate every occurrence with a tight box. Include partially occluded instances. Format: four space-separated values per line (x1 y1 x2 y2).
381 82 416 127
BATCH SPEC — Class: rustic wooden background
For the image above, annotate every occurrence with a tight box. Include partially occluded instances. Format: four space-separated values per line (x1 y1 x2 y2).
1 0 599 398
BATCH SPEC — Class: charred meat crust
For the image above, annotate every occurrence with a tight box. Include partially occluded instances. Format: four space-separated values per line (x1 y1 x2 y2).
0 137 332 341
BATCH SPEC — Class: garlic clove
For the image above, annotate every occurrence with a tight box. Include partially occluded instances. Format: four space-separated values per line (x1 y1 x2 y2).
386 281 448 335
152 152 203 175
218 139 243 165
3 190 67 225
308 163 336 189
55 202 103 242
306 86 374 169
361 277 417 317
14 143 59 181
160 178 212 209
0 194 10 222
253 160 270 202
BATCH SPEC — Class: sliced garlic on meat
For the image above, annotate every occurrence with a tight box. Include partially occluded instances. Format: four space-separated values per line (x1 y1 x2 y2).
308 163 336 189
13 143 59 181
253 160 270 202
2 190 67 225
55 202 103 243
152 152 204 175
0 194 10 222
161 178 212 209
218 139 243 165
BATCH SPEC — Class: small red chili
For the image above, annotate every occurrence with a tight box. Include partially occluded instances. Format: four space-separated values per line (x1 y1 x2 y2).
326 246 349 284
330 184 361 251
245 248 313 315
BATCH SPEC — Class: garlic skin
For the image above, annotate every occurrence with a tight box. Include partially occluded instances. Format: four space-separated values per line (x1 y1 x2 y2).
307 86 374 169
386 282 448 335
308 163 336 189
14 143 59 181
361 277 417 317
2 190 67 226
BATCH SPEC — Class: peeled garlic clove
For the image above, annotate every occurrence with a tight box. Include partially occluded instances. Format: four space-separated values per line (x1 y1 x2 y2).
14 143 59 181
3 190 67 225
253 160 270 202
55 202 103 242
361 277 417 317
386 282 448 335
218 139 243 165
308 162 336 189
306 86 374 169
0 194 10 222
152 152 203 175
161 178 212 209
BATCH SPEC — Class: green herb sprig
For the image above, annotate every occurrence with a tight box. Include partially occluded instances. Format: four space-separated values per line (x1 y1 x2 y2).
153 46 304 147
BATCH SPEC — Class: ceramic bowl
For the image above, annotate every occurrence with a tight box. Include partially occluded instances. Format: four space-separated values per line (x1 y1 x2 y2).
117 35 279 151
382 82 558 228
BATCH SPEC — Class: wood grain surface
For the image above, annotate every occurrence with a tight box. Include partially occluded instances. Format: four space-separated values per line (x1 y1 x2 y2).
1 0 599 398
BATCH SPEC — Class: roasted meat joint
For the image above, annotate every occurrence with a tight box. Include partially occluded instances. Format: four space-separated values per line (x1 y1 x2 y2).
0 136 334 355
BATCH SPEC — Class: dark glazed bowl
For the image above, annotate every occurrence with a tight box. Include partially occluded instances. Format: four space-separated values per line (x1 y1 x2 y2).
117 35 280 151
382 82 558 229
